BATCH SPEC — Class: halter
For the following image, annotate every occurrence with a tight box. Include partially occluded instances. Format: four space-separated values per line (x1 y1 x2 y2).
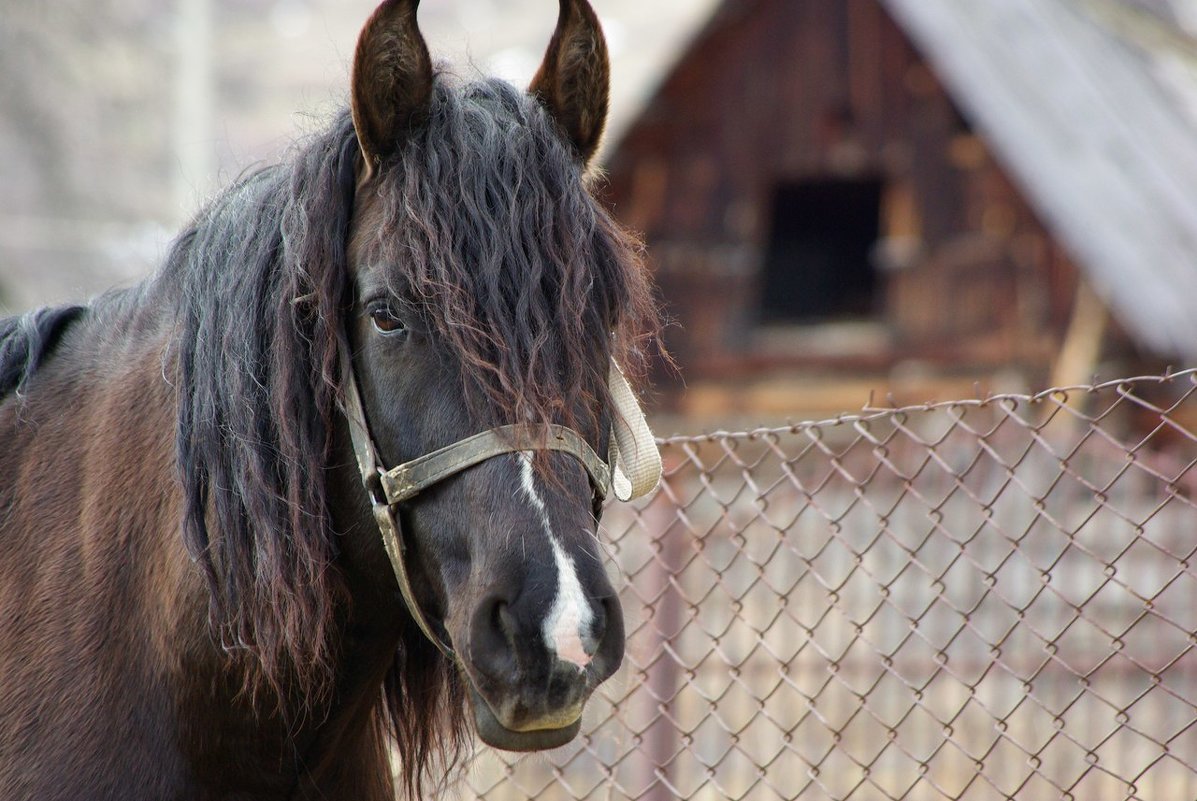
341 360 659 659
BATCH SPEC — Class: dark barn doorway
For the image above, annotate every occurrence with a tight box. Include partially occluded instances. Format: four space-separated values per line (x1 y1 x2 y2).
759 178 883 323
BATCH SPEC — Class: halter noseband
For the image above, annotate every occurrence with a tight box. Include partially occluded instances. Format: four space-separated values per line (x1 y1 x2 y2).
341 367 626 659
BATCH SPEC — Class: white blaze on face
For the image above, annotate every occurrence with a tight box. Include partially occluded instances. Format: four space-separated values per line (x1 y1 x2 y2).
519 453 594 669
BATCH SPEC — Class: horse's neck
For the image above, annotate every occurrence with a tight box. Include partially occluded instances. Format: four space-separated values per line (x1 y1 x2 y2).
166 404 407 797
0 296 206 798
286 625 405 797
172 613 402 798
0 293 406 799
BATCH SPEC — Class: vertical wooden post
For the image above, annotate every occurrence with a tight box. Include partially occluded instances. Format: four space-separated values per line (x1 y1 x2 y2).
1050 279 1108 392
638 473 685 801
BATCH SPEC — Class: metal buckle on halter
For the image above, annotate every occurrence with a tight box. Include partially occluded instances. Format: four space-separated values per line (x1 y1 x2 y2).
341 373 455 657
361 468 399 544
369 490 395 541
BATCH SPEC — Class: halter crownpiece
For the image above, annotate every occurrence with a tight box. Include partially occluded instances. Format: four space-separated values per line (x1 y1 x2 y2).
341 357 661 657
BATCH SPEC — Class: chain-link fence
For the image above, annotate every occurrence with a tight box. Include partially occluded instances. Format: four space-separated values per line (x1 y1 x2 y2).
459 371 1197 800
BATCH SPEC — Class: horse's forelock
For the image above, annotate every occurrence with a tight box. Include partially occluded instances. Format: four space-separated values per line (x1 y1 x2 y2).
368 78 660 453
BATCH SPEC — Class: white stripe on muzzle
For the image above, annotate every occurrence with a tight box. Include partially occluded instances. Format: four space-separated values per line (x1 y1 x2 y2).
518 453 594 668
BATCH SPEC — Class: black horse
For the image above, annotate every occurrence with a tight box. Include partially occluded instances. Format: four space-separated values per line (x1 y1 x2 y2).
0 1 662 798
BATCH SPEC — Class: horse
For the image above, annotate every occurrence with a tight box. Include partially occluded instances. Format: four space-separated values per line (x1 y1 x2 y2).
0 1 663 798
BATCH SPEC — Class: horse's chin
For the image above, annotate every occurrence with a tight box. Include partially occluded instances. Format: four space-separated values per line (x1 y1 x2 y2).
468 687 583 752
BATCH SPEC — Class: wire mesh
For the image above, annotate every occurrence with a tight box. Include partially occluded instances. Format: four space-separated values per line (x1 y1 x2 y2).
458 371 1197 800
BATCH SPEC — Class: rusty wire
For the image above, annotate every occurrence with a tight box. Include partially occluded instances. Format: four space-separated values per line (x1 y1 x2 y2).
460 370 1197 800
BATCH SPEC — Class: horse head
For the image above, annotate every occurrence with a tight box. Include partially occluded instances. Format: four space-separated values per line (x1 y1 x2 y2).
339 0 658 753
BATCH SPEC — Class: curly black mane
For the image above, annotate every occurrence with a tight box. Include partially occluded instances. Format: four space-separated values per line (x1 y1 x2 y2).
369 78 657 437
172 107 356 696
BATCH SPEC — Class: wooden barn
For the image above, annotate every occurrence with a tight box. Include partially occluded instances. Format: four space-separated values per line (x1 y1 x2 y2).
602 0 1197 422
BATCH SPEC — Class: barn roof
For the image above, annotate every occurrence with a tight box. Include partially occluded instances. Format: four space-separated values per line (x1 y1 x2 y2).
876 0 1197 361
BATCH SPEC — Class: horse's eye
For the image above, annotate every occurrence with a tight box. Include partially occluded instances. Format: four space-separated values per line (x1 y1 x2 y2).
370 307 406 335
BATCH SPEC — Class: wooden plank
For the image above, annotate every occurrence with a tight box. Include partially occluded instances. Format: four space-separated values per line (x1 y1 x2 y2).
680 371 1035 421
1050 279 1109 390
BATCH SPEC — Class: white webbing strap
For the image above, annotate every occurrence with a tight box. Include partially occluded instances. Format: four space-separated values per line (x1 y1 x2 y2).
606 359 662 501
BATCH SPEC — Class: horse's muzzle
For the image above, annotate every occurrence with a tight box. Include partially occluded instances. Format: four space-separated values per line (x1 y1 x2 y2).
461 586 625 751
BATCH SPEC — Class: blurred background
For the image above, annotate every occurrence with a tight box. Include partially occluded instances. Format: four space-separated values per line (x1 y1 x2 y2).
0 0 708 306
3 0 1197 426
0 0 716 312
8 4 1197 799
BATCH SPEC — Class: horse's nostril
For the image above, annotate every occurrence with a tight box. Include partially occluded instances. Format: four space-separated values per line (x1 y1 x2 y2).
586 596 612 655
585 593 625 681
495 600 515 646
470 594 519 683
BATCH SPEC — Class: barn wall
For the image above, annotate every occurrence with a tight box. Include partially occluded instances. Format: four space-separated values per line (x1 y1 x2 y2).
604 0 1084 398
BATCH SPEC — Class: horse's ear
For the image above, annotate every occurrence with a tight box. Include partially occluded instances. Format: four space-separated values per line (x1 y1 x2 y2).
351 0 433 179
529 0 610 165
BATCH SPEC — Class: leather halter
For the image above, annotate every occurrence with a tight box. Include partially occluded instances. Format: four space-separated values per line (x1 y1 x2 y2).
341 366 615 659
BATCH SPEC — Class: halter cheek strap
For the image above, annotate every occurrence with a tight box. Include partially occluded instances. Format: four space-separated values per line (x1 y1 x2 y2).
341 367 624 659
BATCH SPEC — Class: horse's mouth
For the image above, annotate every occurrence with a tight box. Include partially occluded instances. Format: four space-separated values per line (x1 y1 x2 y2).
468 686 583 752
